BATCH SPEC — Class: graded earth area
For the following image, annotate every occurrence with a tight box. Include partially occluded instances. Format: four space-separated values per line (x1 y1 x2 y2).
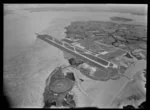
4 6 146 108
35 19 146 108
61 20 146 108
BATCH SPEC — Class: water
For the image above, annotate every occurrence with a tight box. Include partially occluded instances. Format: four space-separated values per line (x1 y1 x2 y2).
4 10 147 61
4 9 147 108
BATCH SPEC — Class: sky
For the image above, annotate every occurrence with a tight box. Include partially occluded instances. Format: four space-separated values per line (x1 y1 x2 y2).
4 4 147 12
